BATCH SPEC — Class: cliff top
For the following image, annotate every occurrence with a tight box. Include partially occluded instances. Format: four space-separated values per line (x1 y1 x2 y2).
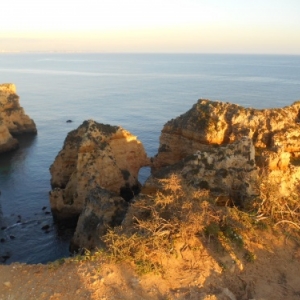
1 176 300 299
0 83 16 94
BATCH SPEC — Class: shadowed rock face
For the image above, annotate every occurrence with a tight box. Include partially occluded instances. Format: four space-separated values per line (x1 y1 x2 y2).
0 83 37 153
0 124 18 154
153 99 300 171
49 120 150 221
70 187 128 252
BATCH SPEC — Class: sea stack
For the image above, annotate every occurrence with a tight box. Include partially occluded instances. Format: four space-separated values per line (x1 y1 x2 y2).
0 83 37 153
49 120 150 221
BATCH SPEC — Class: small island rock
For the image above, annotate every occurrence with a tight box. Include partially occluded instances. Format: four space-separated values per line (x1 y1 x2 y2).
49 120 150 221
0 83 37 153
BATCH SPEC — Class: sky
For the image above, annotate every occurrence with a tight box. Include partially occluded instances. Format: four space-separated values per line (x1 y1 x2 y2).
1 0 300 54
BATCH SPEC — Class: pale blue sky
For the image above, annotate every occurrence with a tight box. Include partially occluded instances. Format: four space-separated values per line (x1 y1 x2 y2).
1 0 300 53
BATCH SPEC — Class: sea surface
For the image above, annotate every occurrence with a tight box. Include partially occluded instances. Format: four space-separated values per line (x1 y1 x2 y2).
0 53 299 264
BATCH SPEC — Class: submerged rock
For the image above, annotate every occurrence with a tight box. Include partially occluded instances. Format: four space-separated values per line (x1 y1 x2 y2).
49 120 150 221
0 83 37 153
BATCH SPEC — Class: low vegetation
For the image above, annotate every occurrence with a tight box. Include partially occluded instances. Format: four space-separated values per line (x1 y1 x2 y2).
72 173 300 275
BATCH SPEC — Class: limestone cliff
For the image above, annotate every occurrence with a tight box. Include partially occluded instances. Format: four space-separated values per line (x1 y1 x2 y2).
70 187 128 252
0 83 37 152
0 124 18 154
152 99 300 204
49 120 150 221
153 99 300 170
147 137 259 207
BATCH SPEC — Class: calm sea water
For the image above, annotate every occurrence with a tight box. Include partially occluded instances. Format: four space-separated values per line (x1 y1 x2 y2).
0 53 299 264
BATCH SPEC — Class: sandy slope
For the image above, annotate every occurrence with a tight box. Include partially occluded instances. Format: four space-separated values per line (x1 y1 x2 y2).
1 230 300 300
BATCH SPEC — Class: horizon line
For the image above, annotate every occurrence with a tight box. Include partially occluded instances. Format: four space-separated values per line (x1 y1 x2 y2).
1 50 300 56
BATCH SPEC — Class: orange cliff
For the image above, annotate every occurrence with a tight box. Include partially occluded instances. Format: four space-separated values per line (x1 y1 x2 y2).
49 120 150 221
0 83 37 153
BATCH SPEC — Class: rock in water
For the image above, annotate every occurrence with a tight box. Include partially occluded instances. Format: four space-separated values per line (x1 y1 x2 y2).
0 124 18 154
49 120 150 221
0 83 37 153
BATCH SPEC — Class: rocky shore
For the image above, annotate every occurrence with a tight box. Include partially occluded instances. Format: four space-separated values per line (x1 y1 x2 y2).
46 98 300 255
1 93 300 299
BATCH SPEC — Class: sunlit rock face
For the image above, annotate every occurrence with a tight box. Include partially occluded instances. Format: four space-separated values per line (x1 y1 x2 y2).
0 83 37 153
147 137 259 207
151 99 300 205
49 120 150 221
153 99 300 171
70 187 128 252
0 83 37 135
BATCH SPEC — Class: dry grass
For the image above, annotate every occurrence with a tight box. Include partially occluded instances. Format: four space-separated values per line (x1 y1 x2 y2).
256 173 300 237
73 173 300 276
5 173 298 300
100 174 264 274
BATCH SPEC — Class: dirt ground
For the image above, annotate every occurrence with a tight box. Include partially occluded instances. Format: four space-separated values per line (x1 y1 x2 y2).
1 230 300 300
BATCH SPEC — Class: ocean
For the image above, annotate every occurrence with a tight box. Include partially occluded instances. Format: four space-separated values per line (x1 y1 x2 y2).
0 53 299 264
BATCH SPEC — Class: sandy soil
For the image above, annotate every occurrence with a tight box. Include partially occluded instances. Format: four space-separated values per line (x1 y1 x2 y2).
1 231 300 300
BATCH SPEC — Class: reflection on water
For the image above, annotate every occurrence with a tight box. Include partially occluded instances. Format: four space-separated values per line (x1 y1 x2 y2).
0 198 3 227
0 133 73 264
0 134 37 175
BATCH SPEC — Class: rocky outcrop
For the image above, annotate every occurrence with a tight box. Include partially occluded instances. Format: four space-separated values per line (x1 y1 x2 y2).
0 83 37 153
153 99 300 170
50 99 300 252
152 99 300 204
49 120 150 221
147 137 259 207
0 124 18 154
70 187 128 252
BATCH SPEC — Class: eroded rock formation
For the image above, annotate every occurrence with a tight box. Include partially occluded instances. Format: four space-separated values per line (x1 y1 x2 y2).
50 99 300 252
70 187 128 252
152 99 300 204
153 99 300 170
147 137 259 207
49 120 150 221
0 124 18 154
0 83 37 153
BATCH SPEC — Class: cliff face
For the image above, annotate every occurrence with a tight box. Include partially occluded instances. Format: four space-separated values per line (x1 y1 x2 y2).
152 99 300 204
49 120 150 221
50 99 300 252
70 187 128 252
153 99 300 170
147 137 259 207
0 83 37 153
0 124 18 153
